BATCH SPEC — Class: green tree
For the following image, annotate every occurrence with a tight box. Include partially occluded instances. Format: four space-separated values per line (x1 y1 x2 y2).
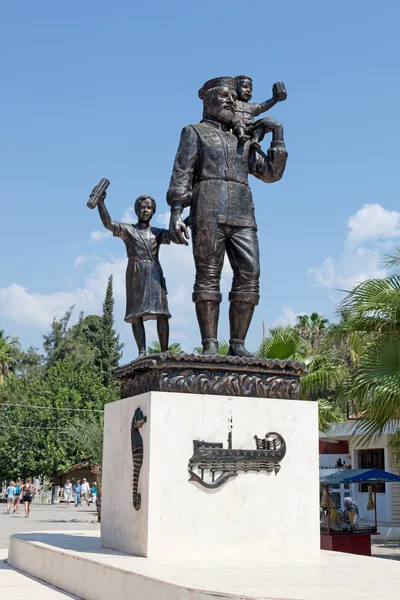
41 278 123 382
43 310 102 367
43 307 74 367
98 276 123 386
0 360 116 481
295 312 329 348
257 327 306 360
10 342 44 380
147 341 185 354
337 273 400 441
256 324 347 432
0 330 14 384
193 340 230 355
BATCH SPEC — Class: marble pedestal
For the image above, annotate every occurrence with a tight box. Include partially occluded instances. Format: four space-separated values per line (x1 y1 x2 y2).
101 391 320 558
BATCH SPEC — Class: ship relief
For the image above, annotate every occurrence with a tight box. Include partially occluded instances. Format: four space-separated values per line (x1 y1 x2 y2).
188 417 286 489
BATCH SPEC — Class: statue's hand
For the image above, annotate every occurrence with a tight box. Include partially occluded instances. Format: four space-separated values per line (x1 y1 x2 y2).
268 145 288 166
169 211 190 246
272 81 287 103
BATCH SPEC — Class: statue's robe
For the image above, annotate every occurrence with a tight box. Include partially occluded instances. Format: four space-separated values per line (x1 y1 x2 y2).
113 222 171 321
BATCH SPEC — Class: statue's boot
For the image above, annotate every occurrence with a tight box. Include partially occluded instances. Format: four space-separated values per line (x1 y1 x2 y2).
228 302 254 357
195 301 219 356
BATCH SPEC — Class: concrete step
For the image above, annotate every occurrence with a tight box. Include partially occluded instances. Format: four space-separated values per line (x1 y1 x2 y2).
7 531 400 600
0 552 80 599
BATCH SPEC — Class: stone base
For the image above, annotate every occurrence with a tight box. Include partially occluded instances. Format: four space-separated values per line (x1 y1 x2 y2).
8 531 400 600
101 391 320 557
115 352 306 399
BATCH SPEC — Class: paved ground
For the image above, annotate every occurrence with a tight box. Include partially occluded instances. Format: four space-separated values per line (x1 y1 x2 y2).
0 549 79 598
372 540 400 561
0 504 98 598
0 503 99 550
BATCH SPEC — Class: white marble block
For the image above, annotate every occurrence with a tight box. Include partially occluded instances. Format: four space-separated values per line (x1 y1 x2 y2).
101 391 320 558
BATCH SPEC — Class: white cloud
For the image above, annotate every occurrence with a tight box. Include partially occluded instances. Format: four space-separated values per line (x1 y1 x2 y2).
89 230 112 243
121 206 136 223
156 208 189 229
347 204 400 247
272 307 305 328
156 211 170 228
0 258 127 329
308 204 400 291
73 254 95 267
0 283 88 328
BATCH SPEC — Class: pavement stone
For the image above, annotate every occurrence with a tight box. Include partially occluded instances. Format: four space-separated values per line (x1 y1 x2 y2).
0 504 98 598
0 503 99 549
0 550 80 598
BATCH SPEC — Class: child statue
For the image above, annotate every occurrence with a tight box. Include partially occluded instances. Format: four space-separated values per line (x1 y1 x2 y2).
95 192 171 358
232 75 287 147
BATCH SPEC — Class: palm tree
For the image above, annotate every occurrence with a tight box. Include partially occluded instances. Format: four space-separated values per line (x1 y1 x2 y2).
256 326 347 431
294 313 329 348
257 327 306 360
147 341 185 354
0 330 13 384
193 340 230 356
336 274 400 441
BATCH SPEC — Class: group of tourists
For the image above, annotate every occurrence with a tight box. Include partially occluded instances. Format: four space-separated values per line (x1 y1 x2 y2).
63 478 97 507
6 477 36 518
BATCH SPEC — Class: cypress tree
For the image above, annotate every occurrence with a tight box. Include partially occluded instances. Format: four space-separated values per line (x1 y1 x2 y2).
99 276 123 386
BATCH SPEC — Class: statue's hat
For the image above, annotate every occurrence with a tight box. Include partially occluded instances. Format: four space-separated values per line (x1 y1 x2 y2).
198 76 236 100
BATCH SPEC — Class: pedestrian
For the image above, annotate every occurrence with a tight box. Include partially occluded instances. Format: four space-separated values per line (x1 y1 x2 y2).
91 482 97 506
81 478 90 506
73 480 82 507
21 478 36 518
7 481 15 514
64 479 72 507
13 477 22 514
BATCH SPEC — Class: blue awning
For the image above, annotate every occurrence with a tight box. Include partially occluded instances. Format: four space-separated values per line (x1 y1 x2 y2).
320 468 400 484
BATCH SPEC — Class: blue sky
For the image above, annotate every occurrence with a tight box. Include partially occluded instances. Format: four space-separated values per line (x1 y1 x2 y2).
2 1 400 360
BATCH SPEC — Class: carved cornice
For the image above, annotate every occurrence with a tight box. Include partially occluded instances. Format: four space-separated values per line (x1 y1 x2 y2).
115 353 306 400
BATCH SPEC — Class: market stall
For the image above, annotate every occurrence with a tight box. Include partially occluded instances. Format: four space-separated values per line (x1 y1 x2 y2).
320 468 400 556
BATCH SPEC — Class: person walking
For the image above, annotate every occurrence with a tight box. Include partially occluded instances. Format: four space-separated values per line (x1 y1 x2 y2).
64 479 72 507
91 482 97 507
13 478 22 514
81 479 90 506
73 480 82 507
21 478 36 518
6 481 15 514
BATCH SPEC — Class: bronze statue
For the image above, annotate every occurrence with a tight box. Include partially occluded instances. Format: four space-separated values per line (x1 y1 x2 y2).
232 76 287 147
93 188 171 357
167 76 288 357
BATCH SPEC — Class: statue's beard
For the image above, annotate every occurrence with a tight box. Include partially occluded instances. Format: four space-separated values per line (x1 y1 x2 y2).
206 104 234 126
